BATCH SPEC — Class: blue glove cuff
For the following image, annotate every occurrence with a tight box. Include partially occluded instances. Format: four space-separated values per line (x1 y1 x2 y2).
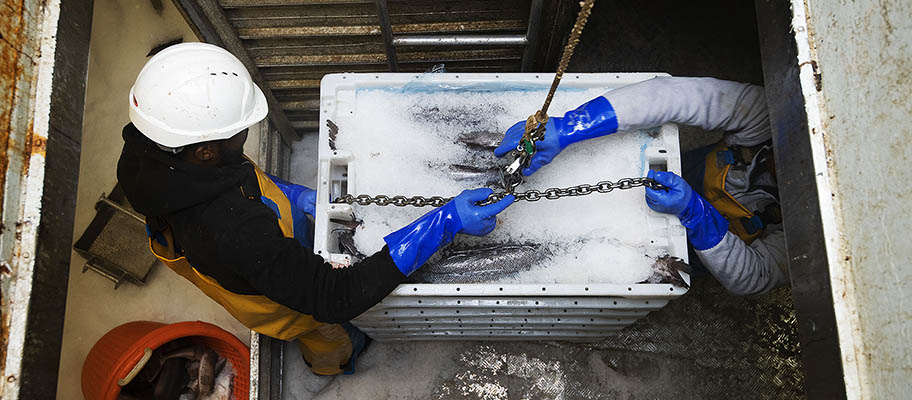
268 174 301 201
677 193 729 251
267 174 316 214
556 96 619 148
383 202 463 276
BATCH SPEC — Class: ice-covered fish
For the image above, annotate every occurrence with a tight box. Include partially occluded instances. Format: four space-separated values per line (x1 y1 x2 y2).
409 103 506 128
445 163 503 188
336 228 367 262
412 243 550 283
642 255 692 288
458 130 504 152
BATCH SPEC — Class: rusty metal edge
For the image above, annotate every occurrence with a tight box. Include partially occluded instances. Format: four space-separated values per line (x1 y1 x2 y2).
0 0 61 397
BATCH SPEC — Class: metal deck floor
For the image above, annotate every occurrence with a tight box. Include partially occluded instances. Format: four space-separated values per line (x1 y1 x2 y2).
280 275 802 399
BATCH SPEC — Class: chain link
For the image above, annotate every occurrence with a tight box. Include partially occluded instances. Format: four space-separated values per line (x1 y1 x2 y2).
332 177 666 208
328 2 667 211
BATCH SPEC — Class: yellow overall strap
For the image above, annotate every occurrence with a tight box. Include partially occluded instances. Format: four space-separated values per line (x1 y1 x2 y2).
702 143 763 244
148 162 352 375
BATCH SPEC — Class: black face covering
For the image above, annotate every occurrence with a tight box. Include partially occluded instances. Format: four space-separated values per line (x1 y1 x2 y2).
219 143 246 166
217 128 249 166
117 123 253 217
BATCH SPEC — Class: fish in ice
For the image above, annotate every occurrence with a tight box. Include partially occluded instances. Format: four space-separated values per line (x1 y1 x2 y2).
411 243 550 284
335 228 368 262
444 163 504 188
642 255 692 288
457 130 505 152
409 103 507 128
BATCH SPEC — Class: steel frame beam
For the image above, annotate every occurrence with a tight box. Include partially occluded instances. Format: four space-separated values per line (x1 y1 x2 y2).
521 0 544 71
754 0 847 398
374 0 399 72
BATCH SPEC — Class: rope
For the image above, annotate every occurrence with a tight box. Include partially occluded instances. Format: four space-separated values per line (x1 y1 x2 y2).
522 0 597 146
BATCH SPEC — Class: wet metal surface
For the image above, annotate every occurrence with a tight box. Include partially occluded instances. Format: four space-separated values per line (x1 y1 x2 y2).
281 277 804 399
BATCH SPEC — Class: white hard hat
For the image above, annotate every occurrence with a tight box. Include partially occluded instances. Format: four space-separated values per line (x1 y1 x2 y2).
128 42 268 148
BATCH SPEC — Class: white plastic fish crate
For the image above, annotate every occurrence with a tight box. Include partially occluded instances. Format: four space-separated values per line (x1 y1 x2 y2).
313 73 689 341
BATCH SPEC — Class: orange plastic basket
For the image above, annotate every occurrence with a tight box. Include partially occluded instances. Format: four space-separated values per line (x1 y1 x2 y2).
81 321 249 400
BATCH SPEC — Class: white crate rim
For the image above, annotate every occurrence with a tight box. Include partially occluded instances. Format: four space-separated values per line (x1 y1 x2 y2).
314 73 689 340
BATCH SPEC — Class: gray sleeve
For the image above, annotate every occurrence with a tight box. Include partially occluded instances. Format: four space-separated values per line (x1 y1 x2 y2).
695 229 789 296
603 77 772 146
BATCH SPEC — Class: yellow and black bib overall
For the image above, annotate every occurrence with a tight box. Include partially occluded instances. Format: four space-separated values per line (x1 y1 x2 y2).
148 164 353 375
701 143 779 243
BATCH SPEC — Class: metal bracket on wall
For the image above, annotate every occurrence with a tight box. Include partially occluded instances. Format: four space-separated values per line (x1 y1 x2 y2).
73 185 158 289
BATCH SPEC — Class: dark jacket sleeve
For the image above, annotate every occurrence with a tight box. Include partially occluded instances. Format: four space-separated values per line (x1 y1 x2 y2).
214 208 406 324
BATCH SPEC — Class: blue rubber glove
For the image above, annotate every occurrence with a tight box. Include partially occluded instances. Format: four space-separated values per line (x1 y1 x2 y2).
494 96 618 176
645 170 729 251
268 174 317 216
384 188 515 276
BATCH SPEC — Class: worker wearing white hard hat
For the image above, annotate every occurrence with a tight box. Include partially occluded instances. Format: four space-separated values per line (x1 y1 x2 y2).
496 77 788 296
117 43 515 375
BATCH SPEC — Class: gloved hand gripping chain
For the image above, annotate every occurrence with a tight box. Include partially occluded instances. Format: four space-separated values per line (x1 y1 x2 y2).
333 0 666 208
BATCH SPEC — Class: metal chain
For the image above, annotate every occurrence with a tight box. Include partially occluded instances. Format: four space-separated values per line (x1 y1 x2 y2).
505 0 597 190
332 177 665 208
328 1 664 211
521 0 596 145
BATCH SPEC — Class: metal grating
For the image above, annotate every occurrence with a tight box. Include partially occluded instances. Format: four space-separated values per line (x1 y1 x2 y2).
196 0 548 138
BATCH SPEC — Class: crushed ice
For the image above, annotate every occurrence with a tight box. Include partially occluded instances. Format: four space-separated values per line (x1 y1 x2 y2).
333 85 669 284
